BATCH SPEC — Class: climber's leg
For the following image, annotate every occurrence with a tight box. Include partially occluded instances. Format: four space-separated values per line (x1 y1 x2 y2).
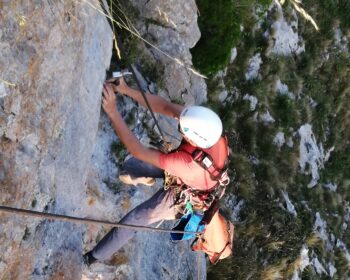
118 156 164 186
121 156 164 178
91 188 176 260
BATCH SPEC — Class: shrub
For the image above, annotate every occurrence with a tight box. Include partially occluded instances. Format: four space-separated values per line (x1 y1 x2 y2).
191 0 240 75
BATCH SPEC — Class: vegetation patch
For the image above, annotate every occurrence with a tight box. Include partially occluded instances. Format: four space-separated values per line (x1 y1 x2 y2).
205 0 350 279
191 0 240 75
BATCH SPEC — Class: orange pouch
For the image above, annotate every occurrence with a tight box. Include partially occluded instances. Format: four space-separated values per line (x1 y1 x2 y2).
191 210 234 264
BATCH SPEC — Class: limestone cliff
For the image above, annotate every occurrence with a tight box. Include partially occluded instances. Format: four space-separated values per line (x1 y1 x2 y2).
0 1 112 278
0 1 207 279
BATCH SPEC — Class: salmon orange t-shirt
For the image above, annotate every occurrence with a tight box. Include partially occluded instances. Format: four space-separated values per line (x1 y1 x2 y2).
158 136 228 191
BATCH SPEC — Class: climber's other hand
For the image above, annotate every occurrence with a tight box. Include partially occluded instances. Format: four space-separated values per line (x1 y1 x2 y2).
102 82 118 117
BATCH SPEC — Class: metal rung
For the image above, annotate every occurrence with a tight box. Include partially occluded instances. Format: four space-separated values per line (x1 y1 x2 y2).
112 70 132 78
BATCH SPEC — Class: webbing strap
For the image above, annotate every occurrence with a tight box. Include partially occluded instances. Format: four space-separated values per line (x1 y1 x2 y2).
192 150 222 181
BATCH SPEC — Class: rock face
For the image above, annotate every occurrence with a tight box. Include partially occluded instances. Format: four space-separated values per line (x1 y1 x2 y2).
0 0 207 279
132 0 206 106
0 1 112 279
83 1 207 279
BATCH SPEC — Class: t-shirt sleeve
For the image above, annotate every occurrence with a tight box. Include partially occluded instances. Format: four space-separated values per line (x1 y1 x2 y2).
159 151 193 178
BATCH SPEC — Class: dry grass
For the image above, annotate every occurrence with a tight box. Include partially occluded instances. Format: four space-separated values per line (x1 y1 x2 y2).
87 196 96 206
107 0 121 59
0 78 16 87
261 259 288 280
306 232 322 248
110 252 129 266
15 14 26 27
121 196 131 211
156 6 177 28
78 0 207 79
285 247 311 278
86 184 102 201
266 241 285 250
279 0 319 31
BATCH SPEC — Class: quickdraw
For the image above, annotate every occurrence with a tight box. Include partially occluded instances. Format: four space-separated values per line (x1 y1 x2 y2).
179 188 194 215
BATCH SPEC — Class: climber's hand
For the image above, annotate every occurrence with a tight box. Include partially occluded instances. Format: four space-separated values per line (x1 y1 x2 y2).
106 77 128 94
102 83 118 117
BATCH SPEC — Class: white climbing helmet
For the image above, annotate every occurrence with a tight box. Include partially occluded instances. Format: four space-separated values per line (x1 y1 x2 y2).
179 106 223 149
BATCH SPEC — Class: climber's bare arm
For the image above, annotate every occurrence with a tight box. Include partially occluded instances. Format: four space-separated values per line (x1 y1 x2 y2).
102 83 163 168
108 78 184 119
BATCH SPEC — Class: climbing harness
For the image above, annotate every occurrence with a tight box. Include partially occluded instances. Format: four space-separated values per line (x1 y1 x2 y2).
171 212 205 241
163 134 234 264
192 149 230 185
0 205 201 236
165 135 230 216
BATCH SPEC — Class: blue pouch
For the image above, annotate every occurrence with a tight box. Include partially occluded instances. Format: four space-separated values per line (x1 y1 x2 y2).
171 212 205 241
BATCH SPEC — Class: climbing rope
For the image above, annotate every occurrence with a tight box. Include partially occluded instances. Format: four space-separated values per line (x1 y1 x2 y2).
100 0 171 152
0 0 203 249
131 64 169 151
83 0 206 79
0 205 201 236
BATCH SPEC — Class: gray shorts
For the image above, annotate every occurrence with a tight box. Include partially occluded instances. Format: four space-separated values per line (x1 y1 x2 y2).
92 188 177 260
91 157 176 260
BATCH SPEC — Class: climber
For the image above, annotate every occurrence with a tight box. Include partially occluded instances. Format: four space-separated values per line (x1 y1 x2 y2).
83 78 230 266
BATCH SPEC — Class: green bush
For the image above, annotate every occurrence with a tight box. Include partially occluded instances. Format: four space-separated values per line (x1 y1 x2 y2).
272 95 296 128
191 0 240 75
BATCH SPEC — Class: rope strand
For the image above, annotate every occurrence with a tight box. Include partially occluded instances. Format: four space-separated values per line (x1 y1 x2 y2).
100 1 169 151
81 0 206 79
0 205 201 236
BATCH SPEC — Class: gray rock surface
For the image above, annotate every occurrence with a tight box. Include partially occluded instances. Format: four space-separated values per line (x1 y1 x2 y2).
131 0 207 106
0 1 112 278
83 1 208 279
0 0 207 279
